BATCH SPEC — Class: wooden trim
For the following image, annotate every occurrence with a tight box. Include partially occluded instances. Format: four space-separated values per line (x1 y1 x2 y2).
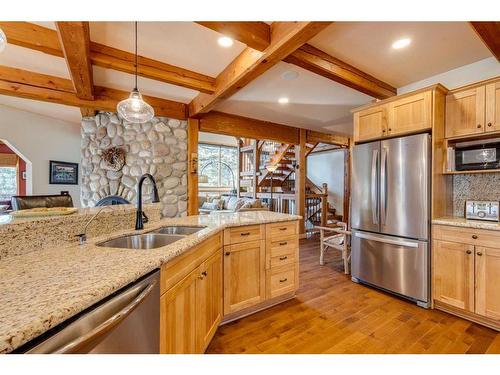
306 129 349 147
469 22 500 62
195 22 270 52
0 69 188 120
434 300 500 332
55 22 94 100
285 44 396 99
187 118 199 215
189 22 331 117
351 84 449 113
295 129 307 235
446 75 500 94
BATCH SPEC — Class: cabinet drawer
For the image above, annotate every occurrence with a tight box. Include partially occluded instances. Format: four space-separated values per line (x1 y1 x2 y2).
433 224 500 248
266 265 297 299
267 234 298 269
266 221 297 238
224 224 263 245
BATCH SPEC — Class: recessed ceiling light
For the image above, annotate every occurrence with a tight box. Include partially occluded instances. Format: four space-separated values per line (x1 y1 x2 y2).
392 38 411 50
281 70 299 81
218 36 234 48
278 97 289 104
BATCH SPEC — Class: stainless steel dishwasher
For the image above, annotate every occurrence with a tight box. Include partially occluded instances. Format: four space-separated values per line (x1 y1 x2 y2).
22 270 160 354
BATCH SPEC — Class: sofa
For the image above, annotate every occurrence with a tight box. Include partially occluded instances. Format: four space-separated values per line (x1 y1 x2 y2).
198 195 268 214
11 193 74 211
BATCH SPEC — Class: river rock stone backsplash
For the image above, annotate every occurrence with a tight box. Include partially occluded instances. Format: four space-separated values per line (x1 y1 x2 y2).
453 173 500 217
81 112 188 217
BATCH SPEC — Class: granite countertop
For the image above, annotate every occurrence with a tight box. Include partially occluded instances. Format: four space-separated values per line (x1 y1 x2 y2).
432 217 500 231
0 211 301 354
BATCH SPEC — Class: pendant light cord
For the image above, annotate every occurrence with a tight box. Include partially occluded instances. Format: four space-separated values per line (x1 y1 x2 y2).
134 21 138 90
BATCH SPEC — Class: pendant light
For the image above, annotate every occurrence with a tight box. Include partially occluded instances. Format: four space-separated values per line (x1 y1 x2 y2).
117 22 154 123
0 28 7 53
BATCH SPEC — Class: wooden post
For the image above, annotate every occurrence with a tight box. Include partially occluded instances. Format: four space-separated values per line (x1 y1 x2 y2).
236 138 242 198
252 141 258 199
343 144 351 225
295 129 307 236
187 118 199 216
321 183 328 226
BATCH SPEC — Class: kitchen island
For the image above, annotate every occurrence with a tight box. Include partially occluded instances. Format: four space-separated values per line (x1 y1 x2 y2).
0 210 300 353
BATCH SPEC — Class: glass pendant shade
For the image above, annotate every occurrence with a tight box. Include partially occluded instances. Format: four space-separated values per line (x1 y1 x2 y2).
117 88 154 123
0 28 7 53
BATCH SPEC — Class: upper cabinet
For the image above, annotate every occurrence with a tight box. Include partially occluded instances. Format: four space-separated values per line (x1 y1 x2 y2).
445 77 500 139
353 86 443 143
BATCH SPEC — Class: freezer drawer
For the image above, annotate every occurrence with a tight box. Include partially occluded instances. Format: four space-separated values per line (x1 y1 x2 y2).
351 230 429 303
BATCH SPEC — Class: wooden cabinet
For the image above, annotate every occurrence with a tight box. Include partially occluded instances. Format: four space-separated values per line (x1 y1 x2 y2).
387 91 432 137
223 240 266 314
445 86 485 138
353 105 388 142
433 224 500 329
160 270 198 354
432 239 474 312
486 81 500 132
196 251 223 352
475 246 500 320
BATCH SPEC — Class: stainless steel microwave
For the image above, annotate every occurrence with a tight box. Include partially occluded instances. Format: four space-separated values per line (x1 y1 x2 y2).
455 142 500 171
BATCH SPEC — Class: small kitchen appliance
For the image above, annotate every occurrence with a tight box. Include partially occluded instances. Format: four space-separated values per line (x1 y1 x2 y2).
465 200 500 222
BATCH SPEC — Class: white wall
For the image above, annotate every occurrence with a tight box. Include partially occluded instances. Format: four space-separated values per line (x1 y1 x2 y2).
0 104 81 206
307 150 345 215
398 57 500 94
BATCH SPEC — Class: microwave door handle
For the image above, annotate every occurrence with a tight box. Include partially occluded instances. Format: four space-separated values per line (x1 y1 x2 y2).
380 147 388 225
371 149 379 225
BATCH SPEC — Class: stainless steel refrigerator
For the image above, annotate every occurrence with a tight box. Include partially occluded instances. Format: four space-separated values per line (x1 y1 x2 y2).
351 133 430 307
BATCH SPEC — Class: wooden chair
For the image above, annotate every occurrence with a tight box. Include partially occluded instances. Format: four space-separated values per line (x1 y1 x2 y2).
315 223 352 274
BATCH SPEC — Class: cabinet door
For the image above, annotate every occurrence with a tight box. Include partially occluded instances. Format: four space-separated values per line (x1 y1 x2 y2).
387 91 432 136
485 81 500 133
223 240 266 315
432 240 474 312
475 246 500 320
160 270 198 354
196 250 223 352
354 105 387 142
445 86 485 138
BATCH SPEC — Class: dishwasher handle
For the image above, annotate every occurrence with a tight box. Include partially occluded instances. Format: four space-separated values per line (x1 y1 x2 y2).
54 278 157 354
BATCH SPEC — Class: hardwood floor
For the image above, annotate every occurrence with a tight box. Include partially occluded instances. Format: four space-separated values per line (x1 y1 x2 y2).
207 237 500 354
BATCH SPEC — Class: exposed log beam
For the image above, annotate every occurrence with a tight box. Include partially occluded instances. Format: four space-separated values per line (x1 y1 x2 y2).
56 22 94 100
0 65 74 93
196 22 270 51
196 22 396 99
189 22 331 117
469 22 500 62
285 45 396 99
0 22 217 94
0 67 187 119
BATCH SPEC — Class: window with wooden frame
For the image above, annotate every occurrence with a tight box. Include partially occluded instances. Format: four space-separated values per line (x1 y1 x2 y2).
0 153 19 201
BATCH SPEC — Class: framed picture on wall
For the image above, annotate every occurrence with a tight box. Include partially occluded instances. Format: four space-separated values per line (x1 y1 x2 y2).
49 161 79 185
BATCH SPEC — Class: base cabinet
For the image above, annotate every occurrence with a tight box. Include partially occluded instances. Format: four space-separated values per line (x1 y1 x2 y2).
475 246 500 320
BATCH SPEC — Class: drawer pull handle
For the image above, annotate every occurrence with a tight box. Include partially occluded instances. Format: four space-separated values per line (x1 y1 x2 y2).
488 122 492 127
199 271 208 279
225 251 230 256
279 241 288 246
279 227 287 231
472 235 478 239
477 252 483 256
240 232 250 236
466 250 472 255
477 124 482 128
279 256 288 261
279 278 288 283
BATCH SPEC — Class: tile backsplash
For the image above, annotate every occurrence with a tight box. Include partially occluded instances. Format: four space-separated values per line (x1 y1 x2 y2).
453 173 500 216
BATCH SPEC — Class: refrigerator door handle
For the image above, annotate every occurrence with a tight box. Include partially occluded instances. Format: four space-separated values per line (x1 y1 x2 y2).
380 146 388 225
354 231 419 248
371 149 379 225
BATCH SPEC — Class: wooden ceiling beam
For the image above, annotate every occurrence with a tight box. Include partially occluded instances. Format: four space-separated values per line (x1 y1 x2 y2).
469 22 500 62
189 22 332 117
0 22 216 94
0 67 187 119
196 22 270 51
196 22 396 99
306 129 349 147
55 22 94 100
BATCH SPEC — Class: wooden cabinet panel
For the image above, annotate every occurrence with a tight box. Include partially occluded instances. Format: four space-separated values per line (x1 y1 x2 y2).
266 265 297 299
433 224 500 248
196 250 223 352
475 246 500 321
445 86 485 138
266 221 297 238
485 81 500 133
354 105 387 142
160 270 198 354
387 91 432 136
223 240 266 314
224 224 263 245
266 234 298 269
432 239 474 312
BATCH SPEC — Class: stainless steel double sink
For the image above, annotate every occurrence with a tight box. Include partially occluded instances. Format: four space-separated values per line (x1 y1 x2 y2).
96 226 206 250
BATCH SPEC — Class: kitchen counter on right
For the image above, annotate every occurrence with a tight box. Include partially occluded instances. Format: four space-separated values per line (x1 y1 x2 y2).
432 217 500 232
